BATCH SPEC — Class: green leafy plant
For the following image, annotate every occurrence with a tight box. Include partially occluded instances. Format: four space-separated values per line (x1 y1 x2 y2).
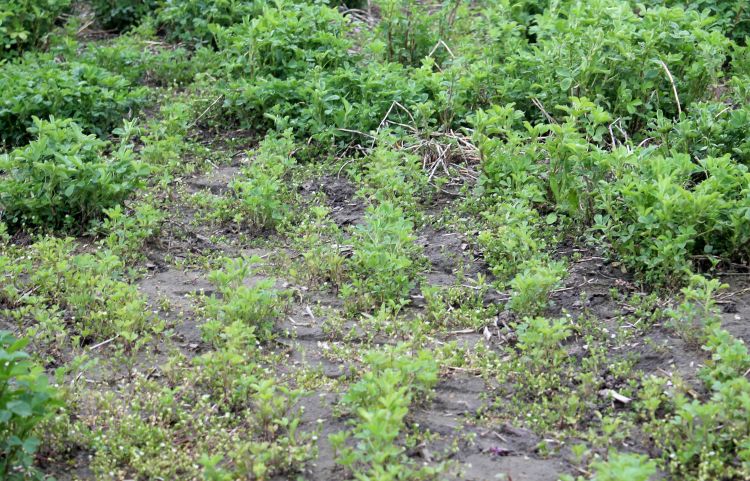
288 205 347 288
369 0 464 67
666 275 725 344
0 332 59 480
471 104 543 201
216 1 351 78
202 256 287 344
81 27 215 87
219 60 432 144
201 2 433 145
595 153 750 284
562 451 657 481
638 274 750 480
0 117 147 231
702 327 750 385
139 100 199 177
90 0 161 31
157 0 262 45
343 201 424 311
649 101 750 164
641 0 750 43
345 345 439 407
506 0 730 131
228 170 291 230
99 202 164 265
88 370 314 480
0 236 161 348
355 143 429 212
507 261 566 317
421 277 497 330
656 376 750 479
0 54 147 147
331 345 441 480
199 131 296 230
514 316 572 372
473 99 750 287
0 0 70 58
476 199 550 282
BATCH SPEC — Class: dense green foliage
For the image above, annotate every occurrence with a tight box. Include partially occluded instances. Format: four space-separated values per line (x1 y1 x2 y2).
0 55 146 147
5 0 750 480
508 0 729 129
0 118 146 230
78 26 213 87
471 96 750 283
91 0 161 31
643 0 750 43
0 0 70 58
157 0 262 45
201 1 433 144
596 153 750 283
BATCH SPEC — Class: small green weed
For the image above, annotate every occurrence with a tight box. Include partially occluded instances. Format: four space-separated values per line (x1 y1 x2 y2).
87 368 313 480
202 256 287 344
198 132 296 231
343 201 424 312
507 261 566 317
99 202 164 265
288 205 347 288
562 451 657 481
354 143 429 212
331 344 442 480
0 237 162 349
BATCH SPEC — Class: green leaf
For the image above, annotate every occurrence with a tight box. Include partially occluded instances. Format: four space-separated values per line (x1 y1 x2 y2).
7 400 32 417
22 437 40 454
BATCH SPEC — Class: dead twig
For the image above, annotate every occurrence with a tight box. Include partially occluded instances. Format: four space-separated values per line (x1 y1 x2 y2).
336 127 377 140
428 40 456 59
532 97 557 124
659 59 682 118
447 328 475 335
378 101 417 132
89 335 119 351
189 94 224 129
717 286 750 300
551 278 595 293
